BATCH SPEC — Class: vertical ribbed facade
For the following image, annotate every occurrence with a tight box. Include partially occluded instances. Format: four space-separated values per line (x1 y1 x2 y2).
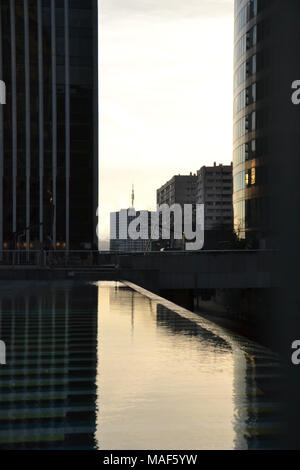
0 0 98 250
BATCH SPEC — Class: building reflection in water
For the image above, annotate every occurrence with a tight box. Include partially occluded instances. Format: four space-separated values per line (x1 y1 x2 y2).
0 281 283 450
156 304 284 450
0 281 98 450
98 283 283 450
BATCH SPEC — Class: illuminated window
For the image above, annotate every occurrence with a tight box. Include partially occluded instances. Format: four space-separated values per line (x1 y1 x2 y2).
251 167 256 185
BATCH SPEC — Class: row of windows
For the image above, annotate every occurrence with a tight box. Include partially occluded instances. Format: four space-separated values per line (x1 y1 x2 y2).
234 140 256 166
234 112 256 141
234 135 269 167
234 168 256 192
206 201 232 206
201 179 232 185
206 194 232 199
235 0 258 34
202 187 232 192
198 173 232 180
207 209 232 213
235 25 257 62
205 176 232 181
235 55 256 88
206 216 232 221
234 83 256 114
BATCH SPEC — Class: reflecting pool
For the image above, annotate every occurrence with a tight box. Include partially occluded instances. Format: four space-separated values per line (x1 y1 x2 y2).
0 281 283 450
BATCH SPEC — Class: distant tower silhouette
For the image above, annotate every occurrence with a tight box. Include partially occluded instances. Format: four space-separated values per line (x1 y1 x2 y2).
131 185 135 208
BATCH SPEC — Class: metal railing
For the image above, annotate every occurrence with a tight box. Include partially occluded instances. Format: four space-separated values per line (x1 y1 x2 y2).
0 250 109 267
0 250 43 266
0 249 276 267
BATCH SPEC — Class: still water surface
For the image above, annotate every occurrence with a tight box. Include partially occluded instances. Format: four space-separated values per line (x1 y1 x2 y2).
0 281 282 449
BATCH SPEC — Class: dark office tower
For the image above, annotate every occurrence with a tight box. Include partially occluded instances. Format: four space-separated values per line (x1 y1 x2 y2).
0 0 98 250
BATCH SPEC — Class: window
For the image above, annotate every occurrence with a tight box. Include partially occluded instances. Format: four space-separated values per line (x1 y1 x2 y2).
252 83 256 102
235 54 257 89
234 171 246 191
251 111 256 130
235 0 258 33
234 82 257 114
235 25 258 62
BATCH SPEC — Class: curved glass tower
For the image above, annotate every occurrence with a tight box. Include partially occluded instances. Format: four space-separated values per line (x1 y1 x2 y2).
233 0 300 447
233 0 271 244
233 0 300 247
234 0 261 242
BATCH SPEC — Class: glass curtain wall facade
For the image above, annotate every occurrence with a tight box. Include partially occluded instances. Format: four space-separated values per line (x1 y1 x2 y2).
233 0 269 243
234 1 300 446
0 0 98 250
233 0 300 247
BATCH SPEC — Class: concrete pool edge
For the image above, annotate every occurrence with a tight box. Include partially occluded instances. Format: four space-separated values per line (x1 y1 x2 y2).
123 280 280 360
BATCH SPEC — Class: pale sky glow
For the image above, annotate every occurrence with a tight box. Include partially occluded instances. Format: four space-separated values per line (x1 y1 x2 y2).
99 0 234 239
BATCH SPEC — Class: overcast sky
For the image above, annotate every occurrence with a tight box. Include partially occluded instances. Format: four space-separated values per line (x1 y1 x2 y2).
99 0 234 240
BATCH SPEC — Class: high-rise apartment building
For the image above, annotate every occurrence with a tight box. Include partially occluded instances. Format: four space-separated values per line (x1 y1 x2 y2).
196 163 233 231
0 0 98 250
156 174 197 208
156 174 197 250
